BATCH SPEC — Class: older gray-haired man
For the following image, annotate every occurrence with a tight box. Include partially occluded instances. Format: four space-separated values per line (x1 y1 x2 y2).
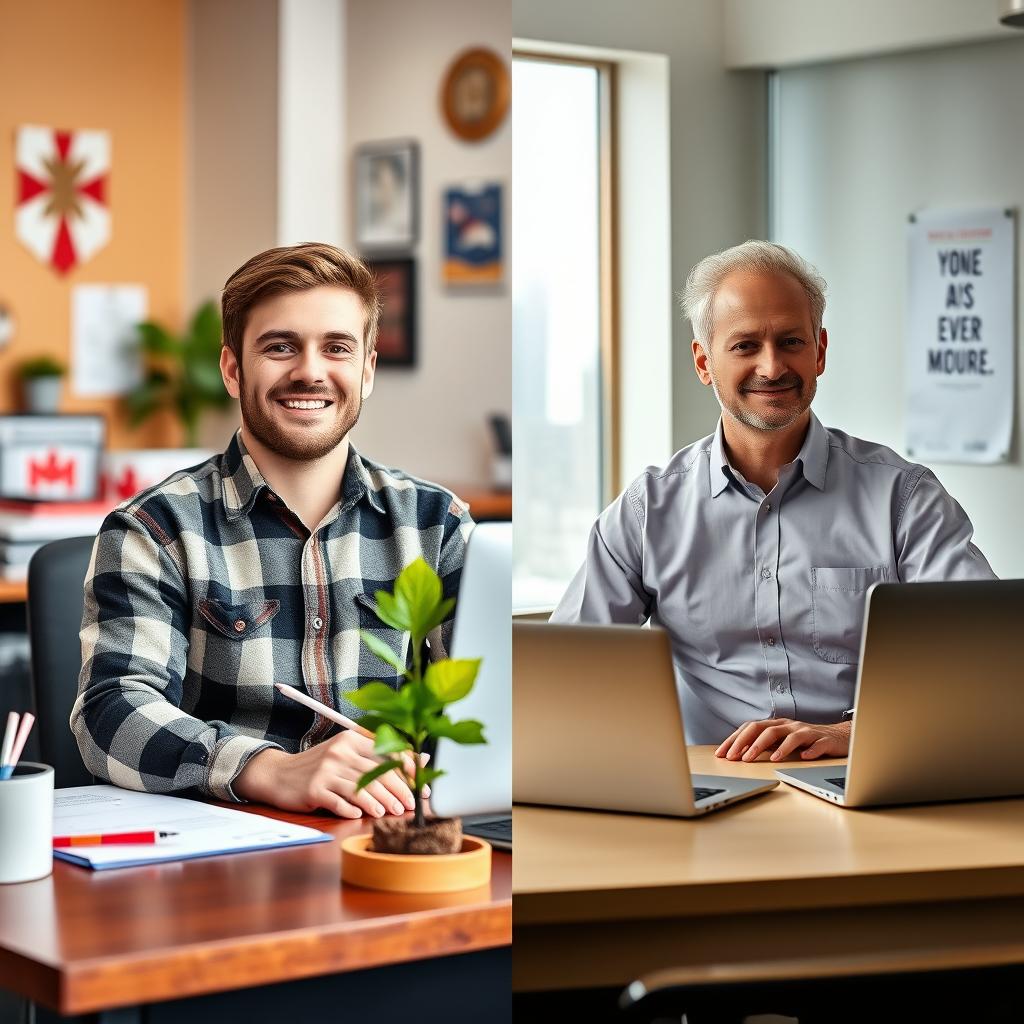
551 240 996 763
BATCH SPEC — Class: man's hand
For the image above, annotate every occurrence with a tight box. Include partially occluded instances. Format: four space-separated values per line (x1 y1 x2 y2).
234 732 427 818
714 718 851 762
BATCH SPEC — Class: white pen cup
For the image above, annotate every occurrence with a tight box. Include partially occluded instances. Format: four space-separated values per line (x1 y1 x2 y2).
0 762 54 884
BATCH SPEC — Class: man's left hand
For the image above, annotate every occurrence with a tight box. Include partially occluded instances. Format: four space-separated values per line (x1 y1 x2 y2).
714 718 851 762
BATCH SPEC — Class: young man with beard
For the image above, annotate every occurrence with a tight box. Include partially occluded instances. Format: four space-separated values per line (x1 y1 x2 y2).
551 240 995 763
72 243 472 818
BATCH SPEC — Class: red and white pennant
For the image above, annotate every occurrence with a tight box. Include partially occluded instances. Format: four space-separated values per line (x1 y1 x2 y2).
15 125 111 275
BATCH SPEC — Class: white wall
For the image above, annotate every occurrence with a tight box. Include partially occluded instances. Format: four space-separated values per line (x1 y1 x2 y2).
513 0 767 462
773 35 1024 577
278 0 345 246
345 0 512 486
724 0 1016 69
188 0 279 450
187 0 279 312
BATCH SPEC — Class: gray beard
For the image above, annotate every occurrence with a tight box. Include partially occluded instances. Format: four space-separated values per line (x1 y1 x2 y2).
708 369 816 433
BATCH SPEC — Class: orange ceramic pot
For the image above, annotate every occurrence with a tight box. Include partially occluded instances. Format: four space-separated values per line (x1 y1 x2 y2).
340 834 491 893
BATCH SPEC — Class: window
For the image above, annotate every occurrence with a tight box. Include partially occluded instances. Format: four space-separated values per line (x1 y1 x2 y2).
512 54 616 612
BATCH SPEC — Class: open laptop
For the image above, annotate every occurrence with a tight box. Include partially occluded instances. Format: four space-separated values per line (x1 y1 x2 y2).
514 622 777 816
429 522 512 850
776 579 1024 808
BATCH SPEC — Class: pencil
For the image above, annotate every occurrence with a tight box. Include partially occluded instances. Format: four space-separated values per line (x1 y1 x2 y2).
53 831 179 847
274 683 375 738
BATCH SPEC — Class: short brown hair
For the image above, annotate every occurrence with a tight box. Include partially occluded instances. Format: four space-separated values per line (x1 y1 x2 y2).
221 242 382 359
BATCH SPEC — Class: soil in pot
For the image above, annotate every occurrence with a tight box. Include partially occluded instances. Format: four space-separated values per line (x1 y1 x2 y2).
370 815 462 855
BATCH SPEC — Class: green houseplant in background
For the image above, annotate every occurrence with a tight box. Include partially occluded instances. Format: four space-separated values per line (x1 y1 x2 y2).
340 557 492 892
126 300 233 446
19 356 65 414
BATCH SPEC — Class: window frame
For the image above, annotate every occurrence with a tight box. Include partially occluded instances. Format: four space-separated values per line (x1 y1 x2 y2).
511 50 621 503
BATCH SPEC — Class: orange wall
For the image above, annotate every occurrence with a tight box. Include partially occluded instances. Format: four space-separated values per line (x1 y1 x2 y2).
0 0 186 448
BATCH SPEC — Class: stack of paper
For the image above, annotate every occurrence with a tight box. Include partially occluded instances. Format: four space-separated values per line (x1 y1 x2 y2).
0 500 113 578
53 786 332 870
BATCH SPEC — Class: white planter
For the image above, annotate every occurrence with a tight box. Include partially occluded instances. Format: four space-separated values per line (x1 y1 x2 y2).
23 376 62 414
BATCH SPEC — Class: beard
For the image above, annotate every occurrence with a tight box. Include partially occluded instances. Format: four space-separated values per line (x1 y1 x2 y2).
709 365 816 433
238 371 363 461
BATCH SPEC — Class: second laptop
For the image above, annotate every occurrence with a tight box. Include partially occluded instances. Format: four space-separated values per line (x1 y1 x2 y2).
514 622 776 816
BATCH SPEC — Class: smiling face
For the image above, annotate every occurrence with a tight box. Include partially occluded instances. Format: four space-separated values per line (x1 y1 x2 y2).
692 269 827 433
220 285 377 461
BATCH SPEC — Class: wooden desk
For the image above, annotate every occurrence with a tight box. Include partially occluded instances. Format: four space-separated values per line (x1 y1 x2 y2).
444 486 511 523
0 803 511 1020
514 746 1024 992
0 579 27 604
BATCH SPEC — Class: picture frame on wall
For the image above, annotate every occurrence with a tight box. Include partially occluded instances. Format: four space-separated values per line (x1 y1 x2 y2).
354 140 419 251
367 257 416 367
443 182 503 286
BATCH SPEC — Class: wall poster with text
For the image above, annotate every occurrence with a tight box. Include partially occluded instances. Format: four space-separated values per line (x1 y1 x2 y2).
906 207 1015 464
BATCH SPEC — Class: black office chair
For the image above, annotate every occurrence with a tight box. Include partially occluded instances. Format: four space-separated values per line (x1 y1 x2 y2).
26 535 97 789
619 964 1024 1023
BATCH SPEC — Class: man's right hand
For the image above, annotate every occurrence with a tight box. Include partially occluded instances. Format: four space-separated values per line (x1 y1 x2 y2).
233 732 425 818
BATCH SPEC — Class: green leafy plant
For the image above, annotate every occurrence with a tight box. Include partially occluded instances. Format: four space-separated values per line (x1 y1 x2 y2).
18 356 65 379
349 557 486 830
126 300 233 446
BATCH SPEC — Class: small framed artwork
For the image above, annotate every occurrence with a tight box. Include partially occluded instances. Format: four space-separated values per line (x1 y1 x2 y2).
354 140 419 250
443 183 503 286
368 257 416 367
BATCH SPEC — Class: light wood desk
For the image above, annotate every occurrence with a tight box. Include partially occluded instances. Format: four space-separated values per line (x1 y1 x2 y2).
514 746 1024 992
0 803 511 1021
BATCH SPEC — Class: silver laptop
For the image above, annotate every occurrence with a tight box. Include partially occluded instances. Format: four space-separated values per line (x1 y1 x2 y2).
514 622 777 816
776 579 1024 808
429 522 511 849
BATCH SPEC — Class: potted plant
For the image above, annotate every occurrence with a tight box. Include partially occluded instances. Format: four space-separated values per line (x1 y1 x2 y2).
18 356 65 414
125 300 234 446
340 557 490 893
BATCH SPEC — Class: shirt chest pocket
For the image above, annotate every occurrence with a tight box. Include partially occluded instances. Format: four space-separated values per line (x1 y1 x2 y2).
810 566 889 664
354 592 410 681
198 598 281 640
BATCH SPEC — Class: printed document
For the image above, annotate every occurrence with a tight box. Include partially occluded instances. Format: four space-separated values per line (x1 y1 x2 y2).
53 785 331 870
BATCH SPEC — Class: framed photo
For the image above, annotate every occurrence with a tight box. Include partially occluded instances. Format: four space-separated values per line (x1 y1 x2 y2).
441 48 510 142
368 257 416 367
354 140 419 250
443 182 503 286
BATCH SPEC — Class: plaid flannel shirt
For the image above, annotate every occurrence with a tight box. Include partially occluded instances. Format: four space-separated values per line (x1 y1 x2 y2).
71 431 473 802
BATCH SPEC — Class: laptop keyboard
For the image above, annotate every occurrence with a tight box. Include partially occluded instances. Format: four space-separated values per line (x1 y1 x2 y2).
693 786 726 802
825 777 847 790
464 817 512 845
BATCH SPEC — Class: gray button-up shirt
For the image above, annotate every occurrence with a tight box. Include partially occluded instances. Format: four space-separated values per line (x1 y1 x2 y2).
551 413 996 743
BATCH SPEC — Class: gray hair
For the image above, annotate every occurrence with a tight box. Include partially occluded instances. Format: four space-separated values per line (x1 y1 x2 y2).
680 240 827 347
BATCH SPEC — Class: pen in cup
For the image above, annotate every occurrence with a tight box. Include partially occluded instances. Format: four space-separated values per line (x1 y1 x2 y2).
0 711 35 780
0 712 17 771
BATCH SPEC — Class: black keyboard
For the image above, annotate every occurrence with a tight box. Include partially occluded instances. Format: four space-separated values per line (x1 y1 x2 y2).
825 777 847 790
693 786 726 801
464 817 512 846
